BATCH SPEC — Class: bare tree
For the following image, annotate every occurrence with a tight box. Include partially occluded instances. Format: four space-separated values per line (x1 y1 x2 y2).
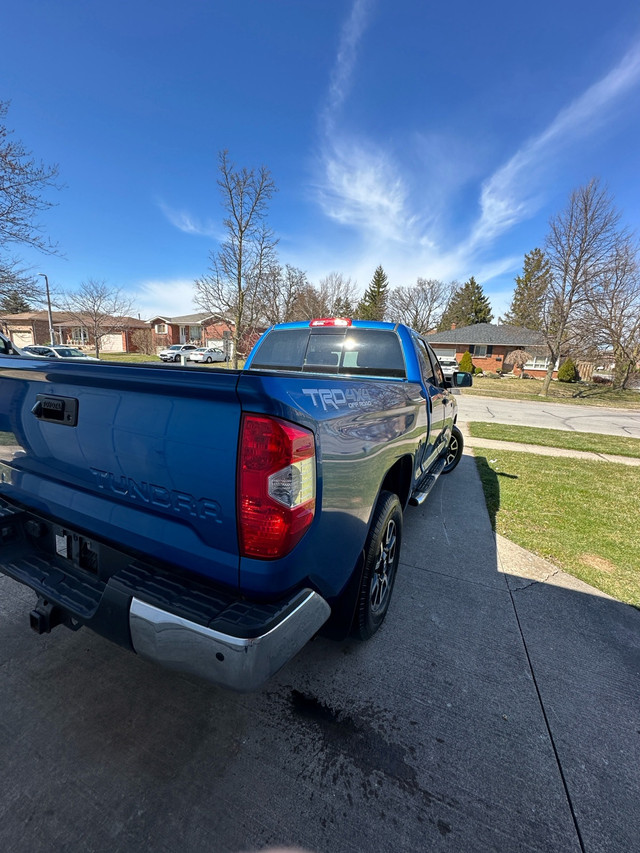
289 282 328 321
130 328 155 356
261 264 308 324
288 272 358 321
578 237 640 389
387 278 454 333
317 272 358 317
194 151 277 367
0 101 62 302
505 349 532 378
60 279 137 357
540 179 623 395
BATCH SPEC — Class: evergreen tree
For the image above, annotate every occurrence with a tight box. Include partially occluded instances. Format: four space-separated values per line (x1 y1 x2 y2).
438 276 493 329
357 265 389 321
501 248 550 330
0 290 31 313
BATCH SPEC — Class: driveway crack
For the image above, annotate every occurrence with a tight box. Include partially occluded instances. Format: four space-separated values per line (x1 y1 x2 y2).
506 583 587 853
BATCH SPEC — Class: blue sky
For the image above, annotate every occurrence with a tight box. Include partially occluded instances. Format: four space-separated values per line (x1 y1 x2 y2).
4 0 640 320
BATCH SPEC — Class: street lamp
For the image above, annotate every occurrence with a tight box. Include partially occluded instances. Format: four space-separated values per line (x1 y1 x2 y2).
38 273 56 345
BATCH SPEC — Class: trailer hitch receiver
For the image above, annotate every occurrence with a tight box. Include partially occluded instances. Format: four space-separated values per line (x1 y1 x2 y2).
29 599 65 635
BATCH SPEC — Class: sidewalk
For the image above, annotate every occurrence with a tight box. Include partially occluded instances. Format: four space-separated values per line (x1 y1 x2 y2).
459 421 640 466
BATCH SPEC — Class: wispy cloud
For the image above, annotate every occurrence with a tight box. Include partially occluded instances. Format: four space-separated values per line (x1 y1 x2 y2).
157 200 219 238
469 39 640 248
317 1 417 243
318 140 415 242
321 0 371 133
312 7 640 314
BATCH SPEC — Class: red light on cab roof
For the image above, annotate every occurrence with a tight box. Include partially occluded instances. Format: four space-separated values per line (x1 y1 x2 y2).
309 318 352 327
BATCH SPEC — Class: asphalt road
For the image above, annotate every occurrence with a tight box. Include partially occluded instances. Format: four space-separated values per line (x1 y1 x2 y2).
457 394 640 437
1 447 638 852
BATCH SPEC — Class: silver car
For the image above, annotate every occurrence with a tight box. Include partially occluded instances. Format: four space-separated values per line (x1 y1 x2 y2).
22 345 101 361
188 347 229 364
158 344 199 362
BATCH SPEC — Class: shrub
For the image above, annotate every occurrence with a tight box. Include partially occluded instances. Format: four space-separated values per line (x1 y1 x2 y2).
592 374 613 385
557 358 578 383
483 371 502 379
474 366 483 375
459 351 474 373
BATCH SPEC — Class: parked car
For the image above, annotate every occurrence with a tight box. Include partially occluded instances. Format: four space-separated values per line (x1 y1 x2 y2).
188 347 229 364
22 345 101 361
158 344 199 362
437 356 459 377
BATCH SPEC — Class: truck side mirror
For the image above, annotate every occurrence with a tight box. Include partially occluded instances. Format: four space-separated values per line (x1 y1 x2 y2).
453 371 473 387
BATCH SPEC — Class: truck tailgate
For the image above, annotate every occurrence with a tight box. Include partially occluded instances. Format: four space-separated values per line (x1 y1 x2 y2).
0 361 242 590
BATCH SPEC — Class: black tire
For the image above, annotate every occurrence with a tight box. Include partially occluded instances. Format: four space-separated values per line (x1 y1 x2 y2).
442 425 464 474
353 490 402 640
206 356 212 363
173 355 180 362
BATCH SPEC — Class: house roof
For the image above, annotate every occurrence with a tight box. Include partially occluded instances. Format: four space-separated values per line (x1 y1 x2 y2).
148 312 219 325
0 311 147 328
426 323 544 347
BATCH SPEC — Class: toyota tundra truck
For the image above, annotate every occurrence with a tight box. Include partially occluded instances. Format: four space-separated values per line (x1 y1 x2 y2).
0 320 471 690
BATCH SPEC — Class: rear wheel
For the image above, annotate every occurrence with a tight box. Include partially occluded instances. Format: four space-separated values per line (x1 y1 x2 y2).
353 490 402 640
442 425 463 474
206 356 213 363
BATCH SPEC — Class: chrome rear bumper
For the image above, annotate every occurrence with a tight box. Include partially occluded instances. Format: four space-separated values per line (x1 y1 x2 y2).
129 589 331 691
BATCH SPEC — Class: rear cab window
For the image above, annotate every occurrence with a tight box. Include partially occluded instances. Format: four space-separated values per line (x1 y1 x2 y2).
249 327 407 379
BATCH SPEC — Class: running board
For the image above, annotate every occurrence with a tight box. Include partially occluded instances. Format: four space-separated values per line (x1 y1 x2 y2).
409 457 446 506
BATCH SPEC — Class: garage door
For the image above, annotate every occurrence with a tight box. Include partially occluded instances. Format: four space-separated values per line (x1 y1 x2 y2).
11 329 34 347
100 334 123 352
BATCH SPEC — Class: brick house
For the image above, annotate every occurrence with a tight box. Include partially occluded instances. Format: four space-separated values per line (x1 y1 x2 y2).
0 311 149 353
147 313 234 355
426 323 557 378
148 313 265 358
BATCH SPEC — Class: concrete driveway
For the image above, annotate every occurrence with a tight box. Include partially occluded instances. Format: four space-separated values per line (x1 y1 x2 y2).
1 447 638 853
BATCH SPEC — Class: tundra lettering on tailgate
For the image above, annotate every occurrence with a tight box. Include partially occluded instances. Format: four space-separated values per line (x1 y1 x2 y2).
89 467 222 521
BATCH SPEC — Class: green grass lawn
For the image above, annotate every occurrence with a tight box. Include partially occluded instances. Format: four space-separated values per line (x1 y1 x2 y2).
0 431 16 445
474 450 640 606
468 422 640 459
98 352 153 363
463 375 640 409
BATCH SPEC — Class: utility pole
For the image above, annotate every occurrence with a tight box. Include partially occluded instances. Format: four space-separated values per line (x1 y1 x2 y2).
38 273 56 345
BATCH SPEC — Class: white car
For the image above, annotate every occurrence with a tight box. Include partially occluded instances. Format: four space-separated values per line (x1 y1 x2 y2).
437 356 459 377
188 346 229 364
158 344 199 362
22 345 101 361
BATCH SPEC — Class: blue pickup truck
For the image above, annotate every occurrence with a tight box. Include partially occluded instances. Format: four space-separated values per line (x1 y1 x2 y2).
0 320 471 690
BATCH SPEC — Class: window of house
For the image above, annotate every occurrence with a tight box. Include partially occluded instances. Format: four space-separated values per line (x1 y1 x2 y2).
471 345 487 357
155 323 167 335
189 325 201 341
72 327 88 343
524 356 551 370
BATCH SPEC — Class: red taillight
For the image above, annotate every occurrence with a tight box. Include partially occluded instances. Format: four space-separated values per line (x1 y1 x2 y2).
309 317 352 327
238 414 316 559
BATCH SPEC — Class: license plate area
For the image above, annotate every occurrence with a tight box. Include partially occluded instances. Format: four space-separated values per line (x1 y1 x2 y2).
54 528 99 574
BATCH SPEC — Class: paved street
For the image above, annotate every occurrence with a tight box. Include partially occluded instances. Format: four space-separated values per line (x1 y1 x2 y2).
1 444 639 853
457 394 640 437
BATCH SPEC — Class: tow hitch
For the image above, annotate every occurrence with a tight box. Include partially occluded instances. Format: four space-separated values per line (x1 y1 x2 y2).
29 598 77 634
